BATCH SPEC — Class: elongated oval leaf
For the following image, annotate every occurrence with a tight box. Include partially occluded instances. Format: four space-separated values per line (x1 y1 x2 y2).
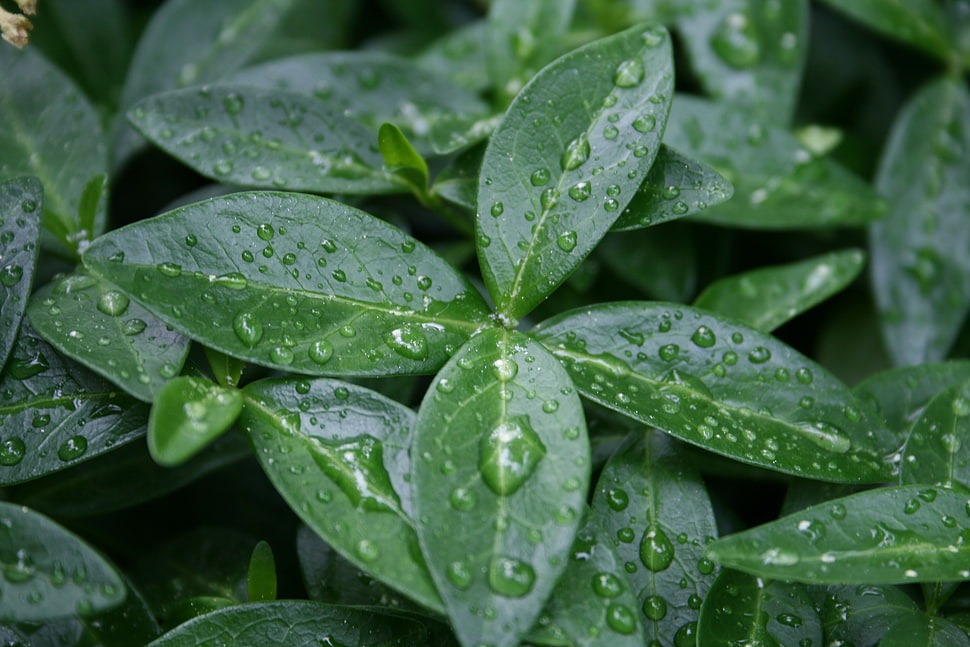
0 502 124 622
412 329 590 647
241 377 443 613
0 324 147 486
822 583 921 647
129 85 402 195
0 177 42 371
708 484 970 583
881 614 970 647
82 191 492 376
693 248 866 333
477 23 674 321
532 302 895 483
591 430 718 644
900 380 970 491
28 272 190 402
870 76 970 366
148 377 243 467
416 19 489 93
664 95 887 228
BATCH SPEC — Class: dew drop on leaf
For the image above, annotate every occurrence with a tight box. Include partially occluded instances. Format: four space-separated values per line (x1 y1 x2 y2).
561 133 591 171
447 561 472 589
123 319 147 336
384 326 429 361
355 539 379 563
568 182 591 202
640 524 675 572
0 437 26 466
270 346 294 365
488 555 536 597
530 168 550 186
613 58 645 88
633 114 656 133
557 231 578 252
540 188 560 211
606 487 629 511
0 265 23 287
709 12 761 69
449 487 477 511
309 435 401 513
793 421 851 454
690 325 717 348
606 603 638 634
156 262 182 277
642 594 668 621
57 436 88 462
233 312 263 347
674 622 698 647
96 291 130 317
592 572 623 598
479 416 546 496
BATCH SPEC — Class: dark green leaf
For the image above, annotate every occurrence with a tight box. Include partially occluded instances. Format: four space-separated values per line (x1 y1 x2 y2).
900 380 970 491
677 0 809 125
881 614 970 647
28 272 190 402
148 377 243 467
379 123 430 195
415 20 489 93
0 324 147 486
477 24 674 321
431 144 483 214
693 248 866 333
246 541 276 603
0 502 124 622
412 329 590 647
708 484 970 583
608 145 733 231
822 583 921 647
663 95 887 229
600 223 697 302
202 347 246 389
591 430 718 644
82 191 492 377
697 570 822 646
241 377 443 613
0 177 42 371
870 76 970 366
532 302 894 483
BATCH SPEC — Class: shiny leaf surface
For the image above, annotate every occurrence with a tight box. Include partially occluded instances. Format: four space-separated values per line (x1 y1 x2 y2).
148 377 243 467
821 583 921 647
0 177 41 371
900 379 970 491
880 614 970 647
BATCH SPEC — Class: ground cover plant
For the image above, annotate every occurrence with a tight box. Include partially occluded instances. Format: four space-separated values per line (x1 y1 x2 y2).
0 0 969 645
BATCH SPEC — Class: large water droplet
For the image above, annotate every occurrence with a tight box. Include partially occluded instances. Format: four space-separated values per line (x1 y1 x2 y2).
233 312 263 347
606 603 637 634
479 416 546 496
492 357 518 381
691 325 716 348
123 319 147 336
488 555 535 597
557 231 578 252
561 134 591 171
540 188 560 211
97 291 130 317
257 223 275 241
0 437 26 466
57 436 88 461
0 264 23 287
642 595 668 621
592 572 623 598
639 524 674 572
384 326 429 361
156 262 182 277
613 57 645 87
223 92 244 114
447 561 472 589
710 12 761 69
530 168 550 186
793 421 851 454
309 434 402 513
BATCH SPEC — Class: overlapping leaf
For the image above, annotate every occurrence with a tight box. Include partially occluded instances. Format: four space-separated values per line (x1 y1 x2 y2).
822 583 922 647
82 191 492 376
881 614 970 647
148 377 243 466
899 379 970 491
0 177 42 371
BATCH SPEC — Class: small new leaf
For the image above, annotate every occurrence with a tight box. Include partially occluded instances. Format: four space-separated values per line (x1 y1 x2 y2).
148 376 242 467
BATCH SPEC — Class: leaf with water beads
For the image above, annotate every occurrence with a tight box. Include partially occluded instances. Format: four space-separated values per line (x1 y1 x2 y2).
880 613 970 647
477 23 674 321
0 501 125 622
0 177 41 372
82 191 493 377
899 380 970 491
532 302 895 483
412 329 590 647
822 583 923 647
240 377 443 614
148 377 243 467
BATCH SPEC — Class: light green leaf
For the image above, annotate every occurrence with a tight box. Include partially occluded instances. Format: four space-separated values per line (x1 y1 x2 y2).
478 24 674 321
584 0 691 29
664 95 887 229
697 570 822 646
708 484 970 583
28 272 190 403
240 377 443 614
0 177 42 371
532 302 894 483
677 0 809 125
82 191 492 377
379 123 429 196
881 614 970 647
0 324 147 486
148 377 243 467
900 380 970 491
693 248 866 333
591 430 718 644
821 583 921 647
870 76 970 366
412 329 590 647
246 541 276 603
0 502 125 622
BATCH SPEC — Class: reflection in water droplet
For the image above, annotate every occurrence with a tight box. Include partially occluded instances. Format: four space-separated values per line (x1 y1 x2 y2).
57 436 88 461
530 168 550 186
561 134 591 171
355 539 379 563
449 487 477 511
308 340 334 365
385 326 429 361
557 231 578 252
640 524 675 572
479 416 546 496
447 561 472 589
710 12 761 69
606 488 629 511
0 437 26 466
488 555 536 597
613 57 645 87
793 421 851 453
309 434 402 513
691 325 716 348
233 312 263 347
592 572 623 598
642 595 668 621
97 291 130 316
606 603 637 634
492 357 518 381
633 114 657 133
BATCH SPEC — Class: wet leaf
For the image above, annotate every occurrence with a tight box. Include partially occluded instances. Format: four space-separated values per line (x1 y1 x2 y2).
880 614 970 647
822 583 922 647
148 377 243 467
379 123 429 195
900 379 970 491
0 177 42 372
246 541 276 603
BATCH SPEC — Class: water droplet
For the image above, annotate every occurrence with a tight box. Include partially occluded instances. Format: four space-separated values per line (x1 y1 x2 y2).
57 436 87 461
777 613 803 627
794 421 851 453
215 272 248 290
530 168 550 186
213 160 233 176
123 318 147 336
953 396 970 417
0 437 26 465
640 525 674 572
642 595 667 621
604 125 619 140
355 539 379 563
691 325 716 348
223 92 244 114
479 416 546 496
256 223 274 241
613 58 645 87
697 558 715 574
492 357 518 381
633 114 657 133
674 622 698 647
447 561 472 589
710 12 761 69
606 487 629 511
592 572 623 598
310 434 401 513
490 202 505 217
385 326 429 361
830 503 847 520
0 264 23 287
156 262 181 277
450 487 477 511
97 291 129 316
606 603 637 634
270 346 294 365
748 347 772 363
233 312 263 347
4 549 35 583
796 367 814 384
904 499 921 514
659 344 679 361
8 352 49 380
557 231 577 252
488 556 535 597
561 134 591 171
540 188 560 211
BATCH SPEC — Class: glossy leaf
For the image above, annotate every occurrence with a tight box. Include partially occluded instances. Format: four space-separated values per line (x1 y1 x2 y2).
532 302 894 483
591 430 718 644
822 583 922 647
693 248 866 333
663 95 887 229
0 502 125 622
148 377 243 467
900 380 970 491
0 324 147 486
202 347 246 389
241 377 443 613
708 484 970 583
609 145 733 231
129 85 403 195
412 329 590 647
0 47 107 251
870 76 970 366
678 0 809 125
477 24 674 321
246 541 276 603
881 614 970 647
378 123 429 195
28 272 190 402
82 191 492 377
697 570 822 647
0 177 42 371
584 0 687 29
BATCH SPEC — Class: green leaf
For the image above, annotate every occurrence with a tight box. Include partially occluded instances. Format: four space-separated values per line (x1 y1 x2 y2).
143 600 426 647
202 347 246 389
663 95 887 229
246 541 276 603
590 430 718 644
240 377 444 614
609 145 733 231
379 123 430 195
28 272 191 403
0 47 107 252
821 583 921 647
486 0 577 105
526 512 646 646
707 484 970 583
881 614 970 647
0 324 148 486
412 329 590 647
677 0 809 125
599 224 697 302
148 377 243 467
0 502 124 622
415 20 489 93
532 302 894 483
870 76 970 367
693 248 866 333
431 144 483 214
129 85 403 195
697 570 822 646
82 191 492 377
584 0 688 29
477 23 674 321
0 177 42 371
900 380 970 491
